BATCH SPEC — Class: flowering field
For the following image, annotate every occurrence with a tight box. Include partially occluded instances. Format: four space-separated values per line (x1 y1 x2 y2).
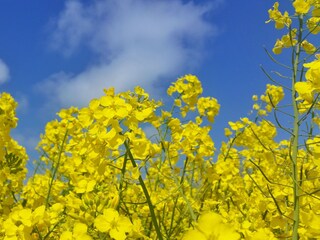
1 1 320 239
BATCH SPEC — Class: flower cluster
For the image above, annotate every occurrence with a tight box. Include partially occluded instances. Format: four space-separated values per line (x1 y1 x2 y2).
295 55 320 110
1 1 320 239
0 93 28 219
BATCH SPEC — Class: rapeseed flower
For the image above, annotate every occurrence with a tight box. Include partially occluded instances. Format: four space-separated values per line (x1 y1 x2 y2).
182 212 240 240
94 208 133 240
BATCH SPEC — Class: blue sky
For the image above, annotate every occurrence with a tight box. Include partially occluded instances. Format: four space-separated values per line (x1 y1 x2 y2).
0 0 294 166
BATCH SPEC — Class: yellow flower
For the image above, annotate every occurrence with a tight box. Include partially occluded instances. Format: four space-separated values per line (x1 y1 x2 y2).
301 40 316 54
182 212 240 240
74 179 96 194
168 74 203 107
73 222 92 240
99 95 132 119
228 120 246 131
253 103 260 110
307 17 320 34
281 29 298 48
60 231 73 240
60 223 92 240
134 105 153 121
131 166 140 180
174 99 182 107
266 2 292 29
94 208 133 240
224 128 232 137
183 229 207 240
197 97 220 123
78 107 94 127
272 39 284 54
246 228 277 240
264 84 284 108
252 95 258 101
304 58 320 89
3 218 18 238
293 0 311 14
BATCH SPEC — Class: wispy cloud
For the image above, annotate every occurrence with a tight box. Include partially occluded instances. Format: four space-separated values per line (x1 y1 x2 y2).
15 93 29 114
40 0 218 108
0 58 10 84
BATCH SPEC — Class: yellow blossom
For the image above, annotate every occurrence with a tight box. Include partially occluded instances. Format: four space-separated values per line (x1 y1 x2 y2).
301 40 316 54
182 212 240 240
266 2 292 29
272 39 284 54
307 17 320 34
94 208 133 240
293 0 311 14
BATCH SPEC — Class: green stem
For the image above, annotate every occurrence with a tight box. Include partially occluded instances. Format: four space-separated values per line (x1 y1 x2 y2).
171 159 196 222
46 129 68 209
291 15 303 240
117 152 128 211
124 141 163 240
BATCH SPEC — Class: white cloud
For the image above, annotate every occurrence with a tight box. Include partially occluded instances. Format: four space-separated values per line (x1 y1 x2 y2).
42 0 218 108
0 59 10 84
50 0 94 56
16 94 29 114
